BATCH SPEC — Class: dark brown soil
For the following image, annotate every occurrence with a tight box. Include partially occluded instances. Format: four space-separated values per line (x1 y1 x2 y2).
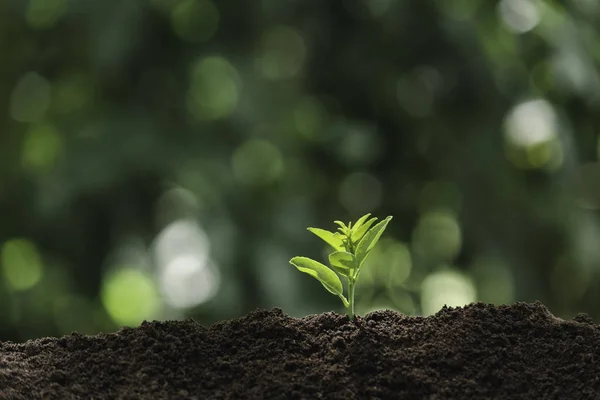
1 301 599 399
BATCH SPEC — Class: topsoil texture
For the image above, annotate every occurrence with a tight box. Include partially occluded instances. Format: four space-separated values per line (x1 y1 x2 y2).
1 301 599 399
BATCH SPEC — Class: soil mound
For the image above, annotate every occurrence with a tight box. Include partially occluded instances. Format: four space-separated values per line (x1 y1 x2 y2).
1 301 598 399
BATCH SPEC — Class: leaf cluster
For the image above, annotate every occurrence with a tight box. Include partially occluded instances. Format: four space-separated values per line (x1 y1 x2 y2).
290 213 392 318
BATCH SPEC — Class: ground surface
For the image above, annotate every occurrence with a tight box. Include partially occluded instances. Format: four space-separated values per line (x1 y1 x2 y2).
1 302 599 399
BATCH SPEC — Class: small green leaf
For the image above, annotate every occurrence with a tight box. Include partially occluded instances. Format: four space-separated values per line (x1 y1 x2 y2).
334 221 349 234
328 251 357 277
351 217 378 243
355 216 393 267
290 257 343 296
307 228 344 251
352 213 371 232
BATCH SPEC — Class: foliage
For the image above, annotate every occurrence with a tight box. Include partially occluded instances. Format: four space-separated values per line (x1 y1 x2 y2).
290 214 392 320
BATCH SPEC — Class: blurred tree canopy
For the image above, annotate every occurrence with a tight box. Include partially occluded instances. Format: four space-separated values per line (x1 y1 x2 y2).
2 0 600 341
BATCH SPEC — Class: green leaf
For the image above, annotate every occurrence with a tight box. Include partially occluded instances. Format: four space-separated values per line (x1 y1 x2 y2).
334 220 349 235
328 251 357 277
355 216 393 267
307 228 344 251
351 217 378 243
334 220 347 229
289 257 343 296
352 213 371 232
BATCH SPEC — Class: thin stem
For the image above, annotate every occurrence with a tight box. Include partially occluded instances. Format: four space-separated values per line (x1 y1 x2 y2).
347 279 356 320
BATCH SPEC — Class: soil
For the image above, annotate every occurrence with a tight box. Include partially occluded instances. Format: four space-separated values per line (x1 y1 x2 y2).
1 301 599 399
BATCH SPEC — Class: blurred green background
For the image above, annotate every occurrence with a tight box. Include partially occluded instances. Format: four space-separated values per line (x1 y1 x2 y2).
2 0 600 342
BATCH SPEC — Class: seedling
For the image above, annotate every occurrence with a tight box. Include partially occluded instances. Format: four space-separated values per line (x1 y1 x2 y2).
290 213 392 320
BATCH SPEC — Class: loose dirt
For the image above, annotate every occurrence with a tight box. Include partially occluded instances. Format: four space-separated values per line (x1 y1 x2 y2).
1 302 598 399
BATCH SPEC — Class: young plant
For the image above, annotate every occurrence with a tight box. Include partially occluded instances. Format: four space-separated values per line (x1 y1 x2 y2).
289 213 393 320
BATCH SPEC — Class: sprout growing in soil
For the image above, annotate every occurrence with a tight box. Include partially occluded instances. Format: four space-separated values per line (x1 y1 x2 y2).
290 213 393 320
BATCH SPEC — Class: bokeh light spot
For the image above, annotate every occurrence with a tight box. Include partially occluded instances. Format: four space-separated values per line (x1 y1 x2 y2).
21 124 63 174
171 0 219 43
154 219 210 271
437 0 481 21
155 187 201 227
388 290 418 316
504 99 563 169
153 219 220 308
526 140 552 168
552 52 593 96
175 163 222 207
361 238 412 288
504 99 556 148
52 74 94 114
25 0 68 30
470 257 515 304
412 209 462 263
161 255 220 308
101 268 159 326
256 26 306 80
339 172 383 214
505 138 564 170
498 0 540 34
336 126 382 166
421 269 476 315
10 72 52 123
161 255 219 308
1 239 44 291
232 139 284 186
187 56 240 120
294 96 327 141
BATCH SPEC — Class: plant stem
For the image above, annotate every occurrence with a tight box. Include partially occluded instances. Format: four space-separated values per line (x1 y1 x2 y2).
347 279 355 320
